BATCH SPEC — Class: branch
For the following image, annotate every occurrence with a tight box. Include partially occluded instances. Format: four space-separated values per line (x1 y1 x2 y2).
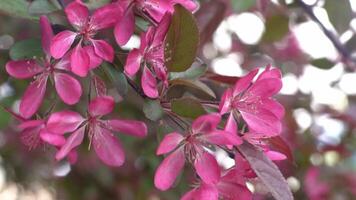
296 0 356 65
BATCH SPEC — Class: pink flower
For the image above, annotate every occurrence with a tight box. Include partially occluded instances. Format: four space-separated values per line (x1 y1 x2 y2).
181 153 253 200
304 167 330 200
114 0 197 45
124 14 171 98
154 113 241 191
220 66 285 136
5 16 82 119
50 2 121 77
46 96 147 167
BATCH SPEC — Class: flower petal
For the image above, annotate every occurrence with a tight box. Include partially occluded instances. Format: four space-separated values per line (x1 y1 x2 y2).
195 183 219 200
71 43 90 77
54 72 82 105
219 88 232 114
18 119 44 130
204 130 242 146
83 45 103 69
124 49 142 76
5 60 43 79
19 77 48 119
47 110 84 134
93 127 125 167
265 150 287 161
156 132 184 155
91 39 114 62
261 98 285 119
256 66 282 81
106 119 147 138
194 152 220 184
154 149 185 191
247 78 282 99
114 7 135 46
91 3 122 30
141 66 159 98
40 130 66 146
56 126 85 161
50 30 77 59
39 15 54 56
65 2 88 28
233 69 258 96
88 96 115 116
192 113 221 134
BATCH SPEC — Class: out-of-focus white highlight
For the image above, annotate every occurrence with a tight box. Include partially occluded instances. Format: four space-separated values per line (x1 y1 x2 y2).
227 13 265 45
280 73 298 95
215 149 235 169
294 22 338 59
339 73 356 94
212 56 243 77
121 35 140 50
314 116 345 146
293 108 312 132
213 21 232 52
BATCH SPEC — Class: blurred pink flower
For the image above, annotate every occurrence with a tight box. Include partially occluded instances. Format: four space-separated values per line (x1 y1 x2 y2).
5 16 82 119
114 0 197 45
124 14 171 98
304 167 330 200
46 96 147 167
154 113 241 191
50 2 121 77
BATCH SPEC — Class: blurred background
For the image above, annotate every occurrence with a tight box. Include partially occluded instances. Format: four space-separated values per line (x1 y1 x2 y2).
1 0 356 199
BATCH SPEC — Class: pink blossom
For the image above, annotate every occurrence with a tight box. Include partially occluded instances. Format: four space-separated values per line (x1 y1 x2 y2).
154 113 241 191
220 66 285 136
46 96 147 167
181 153 253 200
124 14 171 98
5 16 82 119
114 0 197 45
304 167 330 200
50 2 121 77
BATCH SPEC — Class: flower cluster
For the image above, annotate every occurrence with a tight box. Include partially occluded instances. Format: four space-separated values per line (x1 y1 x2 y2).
4 0 289 199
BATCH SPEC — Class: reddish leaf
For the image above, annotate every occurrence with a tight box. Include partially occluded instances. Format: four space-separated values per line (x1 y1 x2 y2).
238 143 293 200
267 136 293 161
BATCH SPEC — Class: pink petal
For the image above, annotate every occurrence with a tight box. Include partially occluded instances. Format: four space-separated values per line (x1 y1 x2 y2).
247 78 282 99
114 7 135 46
56 126 85 161
47 110 84 134
124 49 142 76
106 119 147 138
40 130 66 146
91 40 114 62
240 108 282 136
219 88 232 114
68 150 78 164
217 182 252 200
54 72 82 105
91 3 122 30
65 2 88 28
204 130 242 146
181 189 198 200
225 113 237 135
261 98 285 119
156 132 184 155
71 43 90 77
19 76 48 119
152 13 171 46
39 15 54 56
54 54 71 71
141 66 159 98
92 127 125 167
194 152 220 184
256 66 282 81
195 183 219 200
92 74 107 96
18 119 45 130
88 96 115 116
83 46 103 69
233 69 258 96
192 113 221 134
50 30 77 59
5 60 43 79
265 150 287 161
154 149 185 190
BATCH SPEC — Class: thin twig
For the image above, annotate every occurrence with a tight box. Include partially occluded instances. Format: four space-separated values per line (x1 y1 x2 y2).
296 0 356 65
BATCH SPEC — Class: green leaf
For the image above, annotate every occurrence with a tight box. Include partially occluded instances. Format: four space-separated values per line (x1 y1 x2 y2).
80 0 111 9
170 79 216 98
311 58 335 69
324 0 352 33
262 15 289 43
143 100 164 121
0 0 38 20
9 38 43 60
102 63 128 97
232 0 256 12
28 0 60 15
171 97 206 119
239 143 293 200
165 5 199 72
169 60 207 80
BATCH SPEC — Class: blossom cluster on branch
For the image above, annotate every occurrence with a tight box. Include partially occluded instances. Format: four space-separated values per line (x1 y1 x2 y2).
4 0 292 199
